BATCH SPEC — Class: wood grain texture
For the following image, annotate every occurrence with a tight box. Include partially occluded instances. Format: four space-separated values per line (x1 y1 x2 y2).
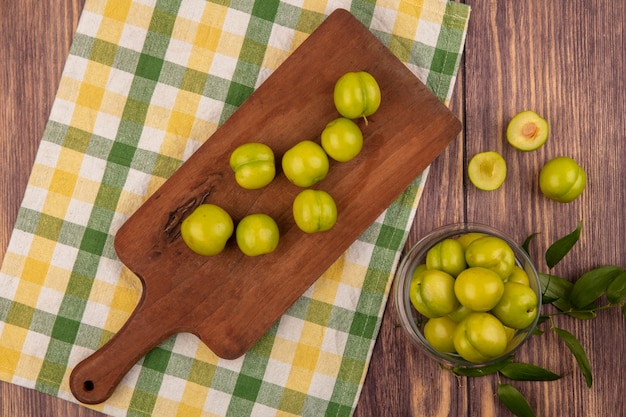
2 1 626 416
0 0 101 415
0 0 84 260
356 1 626 416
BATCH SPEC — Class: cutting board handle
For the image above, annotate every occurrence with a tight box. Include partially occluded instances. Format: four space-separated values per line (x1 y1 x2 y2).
69 300 172 404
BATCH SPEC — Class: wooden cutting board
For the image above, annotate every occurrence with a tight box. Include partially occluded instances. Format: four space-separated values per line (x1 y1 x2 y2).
70 8 461 404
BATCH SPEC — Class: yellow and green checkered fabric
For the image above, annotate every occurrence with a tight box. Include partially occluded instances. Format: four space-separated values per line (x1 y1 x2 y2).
0 0 470 416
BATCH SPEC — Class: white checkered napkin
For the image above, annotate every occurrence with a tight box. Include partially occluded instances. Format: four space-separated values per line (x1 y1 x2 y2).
0 0 469 416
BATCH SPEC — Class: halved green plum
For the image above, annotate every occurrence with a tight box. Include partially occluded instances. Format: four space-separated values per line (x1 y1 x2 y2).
506 110 549 151
468 151 507 191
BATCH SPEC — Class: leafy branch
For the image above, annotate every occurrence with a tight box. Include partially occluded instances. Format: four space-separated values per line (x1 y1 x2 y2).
451 221 626 416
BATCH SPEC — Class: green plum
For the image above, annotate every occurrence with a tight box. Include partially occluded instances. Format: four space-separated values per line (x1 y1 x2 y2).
465 236 516 280
426 238 467 277
491 282 539 329
424 316 457 354
454 267 504 312
539 156 586 203
453 312 508 362
506 110 549 151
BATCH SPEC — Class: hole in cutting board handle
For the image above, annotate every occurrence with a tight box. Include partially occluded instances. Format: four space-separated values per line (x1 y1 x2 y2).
68 299 173 404
83 380 95 391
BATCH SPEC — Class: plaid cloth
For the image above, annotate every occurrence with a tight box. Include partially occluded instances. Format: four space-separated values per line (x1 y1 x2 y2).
0 1 469 416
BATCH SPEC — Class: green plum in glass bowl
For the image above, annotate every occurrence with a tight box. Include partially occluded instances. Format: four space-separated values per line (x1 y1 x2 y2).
393 223 542 368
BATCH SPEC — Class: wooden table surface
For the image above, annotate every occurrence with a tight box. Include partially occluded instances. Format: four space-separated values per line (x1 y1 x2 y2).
2 1 625 416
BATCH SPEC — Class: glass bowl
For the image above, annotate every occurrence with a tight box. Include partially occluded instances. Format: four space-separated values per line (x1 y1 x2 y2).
393 223 541 368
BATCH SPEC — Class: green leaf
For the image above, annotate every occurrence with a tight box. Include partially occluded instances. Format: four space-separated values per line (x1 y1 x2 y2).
497 383 536 417
570 266 623 309
532 327 544 336
566 309 597 320
541 295 558 304
606 271 626 304
545 221 582 269
500 362 562 381
539 273 572 311
452 357 512 377
532 316 548 335
553 326 593 387
538 273 597 318
522 233 538 255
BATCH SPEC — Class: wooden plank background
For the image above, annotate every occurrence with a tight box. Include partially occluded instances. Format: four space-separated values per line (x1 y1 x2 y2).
2 1 625 416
